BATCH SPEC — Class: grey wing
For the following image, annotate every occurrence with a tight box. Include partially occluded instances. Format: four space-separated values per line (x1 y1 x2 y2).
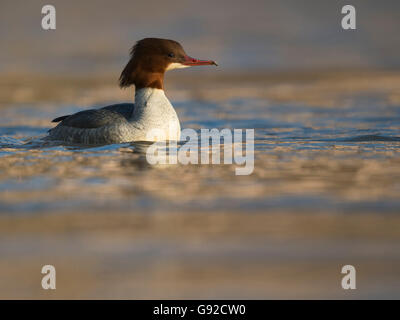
102 103 135 120
52 103 135 128
56 109 127 129
48 104 136 144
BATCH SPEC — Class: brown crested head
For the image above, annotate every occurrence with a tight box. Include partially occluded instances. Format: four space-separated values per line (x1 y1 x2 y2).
119 38 217 90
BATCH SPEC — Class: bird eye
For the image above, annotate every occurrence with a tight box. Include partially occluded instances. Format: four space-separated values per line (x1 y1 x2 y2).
168 53 175 58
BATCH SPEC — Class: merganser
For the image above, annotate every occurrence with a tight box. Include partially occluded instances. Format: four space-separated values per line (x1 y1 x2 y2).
47 38 217 144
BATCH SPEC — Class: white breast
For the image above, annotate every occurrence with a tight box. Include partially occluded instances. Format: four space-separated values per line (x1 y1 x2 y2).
130 88 181 141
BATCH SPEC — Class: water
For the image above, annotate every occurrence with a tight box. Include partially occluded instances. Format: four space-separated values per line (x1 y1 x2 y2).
1 93 400 214
1 72 400 298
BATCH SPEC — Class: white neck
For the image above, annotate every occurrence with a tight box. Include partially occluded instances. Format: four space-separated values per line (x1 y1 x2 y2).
130 87 181 141
134 88 166 110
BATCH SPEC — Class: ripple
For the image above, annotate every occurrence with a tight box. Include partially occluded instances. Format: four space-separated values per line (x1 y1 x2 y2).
0 97 400 215
338 135 400 142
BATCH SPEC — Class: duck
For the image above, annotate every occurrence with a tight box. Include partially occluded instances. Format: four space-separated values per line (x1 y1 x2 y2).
47 38 217 144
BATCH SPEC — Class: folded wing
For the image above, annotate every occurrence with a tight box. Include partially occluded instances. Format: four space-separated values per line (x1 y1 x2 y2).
48 103 136 144
51 103 135 129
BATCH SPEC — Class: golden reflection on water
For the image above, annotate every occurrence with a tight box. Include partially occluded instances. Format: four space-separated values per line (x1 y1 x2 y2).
0 71 400 298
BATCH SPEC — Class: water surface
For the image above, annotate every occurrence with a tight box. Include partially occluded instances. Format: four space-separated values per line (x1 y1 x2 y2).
0 71 399 298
